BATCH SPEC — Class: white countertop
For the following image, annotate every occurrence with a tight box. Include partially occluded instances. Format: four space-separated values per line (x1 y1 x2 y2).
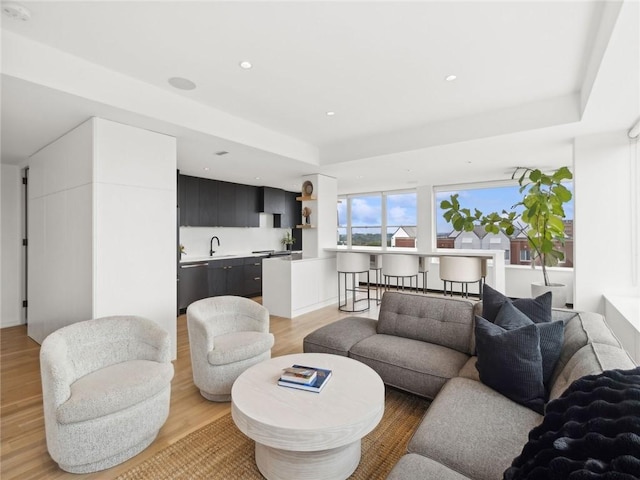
180 251 302 264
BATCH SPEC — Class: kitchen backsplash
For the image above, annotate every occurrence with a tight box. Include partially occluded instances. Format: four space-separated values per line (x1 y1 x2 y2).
179 214 292 258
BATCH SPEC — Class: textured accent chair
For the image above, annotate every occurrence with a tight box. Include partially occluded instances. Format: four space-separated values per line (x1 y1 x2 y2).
39 315 174 474
187 296 274 401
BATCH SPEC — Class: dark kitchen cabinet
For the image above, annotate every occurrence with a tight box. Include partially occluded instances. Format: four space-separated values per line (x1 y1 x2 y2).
178 261 209 310
216 181 236 227
275 191 302 228
198 178 218 227
260 187 285 214
208 257 245 296
178 175 200 226
236 184 260 227
178 174 260 227
243 256 265 296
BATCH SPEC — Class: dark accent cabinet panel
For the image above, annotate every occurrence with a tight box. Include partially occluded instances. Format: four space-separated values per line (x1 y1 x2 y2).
217 181 237 227
178 175 201 226
236 184 260 227
275 191 302 228
260 187 285 214
178 262 209 310
198 177 219 227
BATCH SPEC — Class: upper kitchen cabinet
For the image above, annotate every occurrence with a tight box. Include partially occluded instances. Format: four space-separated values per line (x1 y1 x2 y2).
274 191 302 228
259 187 285 214
236 183 260 227
178 174 200 226
198 177 218 226
179 174 259 227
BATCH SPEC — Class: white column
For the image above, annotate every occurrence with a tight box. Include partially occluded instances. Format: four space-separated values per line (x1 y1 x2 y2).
417 185 435 252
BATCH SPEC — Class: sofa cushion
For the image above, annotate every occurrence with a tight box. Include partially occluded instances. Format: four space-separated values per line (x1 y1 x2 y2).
495 301 564 386
387 453 472 480
482 284 551 324
57 359 174 424
475 316 545 413
549 342 636 401
377 292 476 355
207 331 274 366
303 316 377 356
549 311 627 389
350 334 469 399
408 377 543 480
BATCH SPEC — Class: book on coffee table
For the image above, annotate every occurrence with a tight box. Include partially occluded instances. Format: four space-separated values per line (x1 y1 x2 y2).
280 366 317 385
278 365 332 393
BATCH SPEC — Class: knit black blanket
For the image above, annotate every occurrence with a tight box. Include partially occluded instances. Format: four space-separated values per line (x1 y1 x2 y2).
504 367 640 480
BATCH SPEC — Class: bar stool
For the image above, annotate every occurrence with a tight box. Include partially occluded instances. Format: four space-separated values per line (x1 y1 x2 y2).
382 254 419 292
369 254 383 305
337 252 371 312
418 257 429 294
439 256 483 298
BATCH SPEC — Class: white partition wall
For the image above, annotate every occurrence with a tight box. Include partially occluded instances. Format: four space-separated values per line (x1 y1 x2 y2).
27 118 177 357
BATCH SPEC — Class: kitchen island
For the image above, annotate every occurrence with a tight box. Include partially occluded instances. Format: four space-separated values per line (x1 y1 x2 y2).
262 255 337 318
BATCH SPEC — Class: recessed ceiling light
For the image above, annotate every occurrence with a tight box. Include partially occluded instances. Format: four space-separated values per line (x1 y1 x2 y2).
239 61 253 69
326 111 336 116
168 77 196 90
356 175 364 179
2 2 31 21
255 176 261 180
203 167 210 171
445 75 457 82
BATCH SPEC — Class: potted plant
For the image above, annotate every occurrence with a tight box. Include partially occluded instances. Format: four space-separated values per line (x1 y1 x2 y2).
282 232 296 251
440 166 573 306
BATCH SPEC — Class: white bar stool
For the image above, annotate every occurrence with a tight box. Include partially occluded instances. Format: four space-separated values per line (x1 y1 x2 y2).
439 256 483 298
382 254 419 292
337 252 371 312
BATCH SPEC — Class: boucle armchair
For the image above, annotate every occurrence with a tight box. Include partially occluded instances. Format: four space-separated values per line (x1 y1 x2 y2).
39 315 174 474
187 296 274 401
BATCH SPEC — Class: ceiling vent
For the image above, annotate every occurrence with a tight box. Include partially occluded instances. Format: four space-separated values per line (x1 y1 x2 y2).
215 151 229 156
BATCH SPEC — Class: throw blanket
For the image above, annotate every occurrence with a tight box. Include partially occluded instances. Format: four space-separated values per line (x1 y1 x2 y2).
504 367 640 480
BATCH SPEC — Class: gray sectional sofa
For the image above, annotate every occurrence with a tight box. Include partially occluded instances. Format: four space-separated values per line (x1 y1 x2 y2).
302 291 636 480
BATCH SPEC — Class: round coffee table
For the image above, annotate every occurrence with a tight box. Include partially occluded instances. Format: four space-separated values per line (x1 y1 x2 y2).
231 353 385 480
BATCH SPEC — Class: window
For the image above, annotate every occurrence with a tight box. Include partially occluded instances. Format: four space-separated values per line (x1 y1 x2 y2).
337 190 417 249
351 194 382 247
386 192 417 248
435 181 573 268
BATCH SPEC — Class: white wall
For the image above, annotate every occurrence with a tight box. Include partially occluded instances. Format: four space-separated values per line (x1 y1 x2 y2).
93 118 177 356
27 120 94 343
1 164 24 327
573 131 639 313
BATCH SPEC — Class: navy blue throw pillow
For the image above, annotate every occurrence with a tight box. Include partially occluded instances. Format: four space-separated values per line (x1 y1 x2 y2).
475 316 545 414
482 284 552 324
495 301 564 387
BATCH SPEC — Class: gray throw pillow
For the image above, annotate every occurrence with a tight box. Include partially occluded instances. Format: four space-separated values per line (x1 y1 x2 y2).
495 301 564 387
482 284 552 324
475 316 545 414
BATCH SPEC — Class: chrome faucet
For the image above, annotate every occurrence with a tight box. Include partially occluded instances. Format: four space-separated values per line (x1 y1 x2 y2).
209 236 220 256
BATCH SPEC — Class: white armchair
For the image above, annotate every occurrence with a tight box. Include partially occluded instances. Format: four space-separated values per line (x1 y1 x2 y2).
187 296 274 402
39 315 174 473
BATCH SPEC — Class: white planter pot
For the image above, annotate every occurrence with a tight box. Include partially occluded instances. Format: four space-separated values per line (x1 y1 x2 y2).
531 282 567 308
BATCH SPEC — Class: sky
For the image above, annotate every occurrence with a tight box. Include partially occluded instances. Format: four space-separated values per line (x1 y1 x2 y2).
338 184 574 235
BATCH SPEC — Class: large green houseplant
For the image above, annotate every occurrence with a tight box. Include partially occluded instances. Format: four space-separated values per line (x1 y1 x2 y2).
440 166 573 292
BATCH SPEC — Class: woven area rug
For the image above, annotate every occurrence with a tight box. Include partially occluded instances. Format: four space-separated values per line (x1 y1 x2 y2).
116 388 429 480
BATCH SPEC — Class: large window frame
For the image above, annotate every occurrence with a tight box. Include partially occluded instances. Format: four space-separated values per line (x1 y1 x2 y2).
434 179 573 268
337 189 417 249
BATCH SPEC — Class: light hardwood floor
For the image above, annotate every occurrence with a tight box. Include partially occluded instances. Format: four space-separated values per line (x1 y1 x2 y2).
1 300 378 480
